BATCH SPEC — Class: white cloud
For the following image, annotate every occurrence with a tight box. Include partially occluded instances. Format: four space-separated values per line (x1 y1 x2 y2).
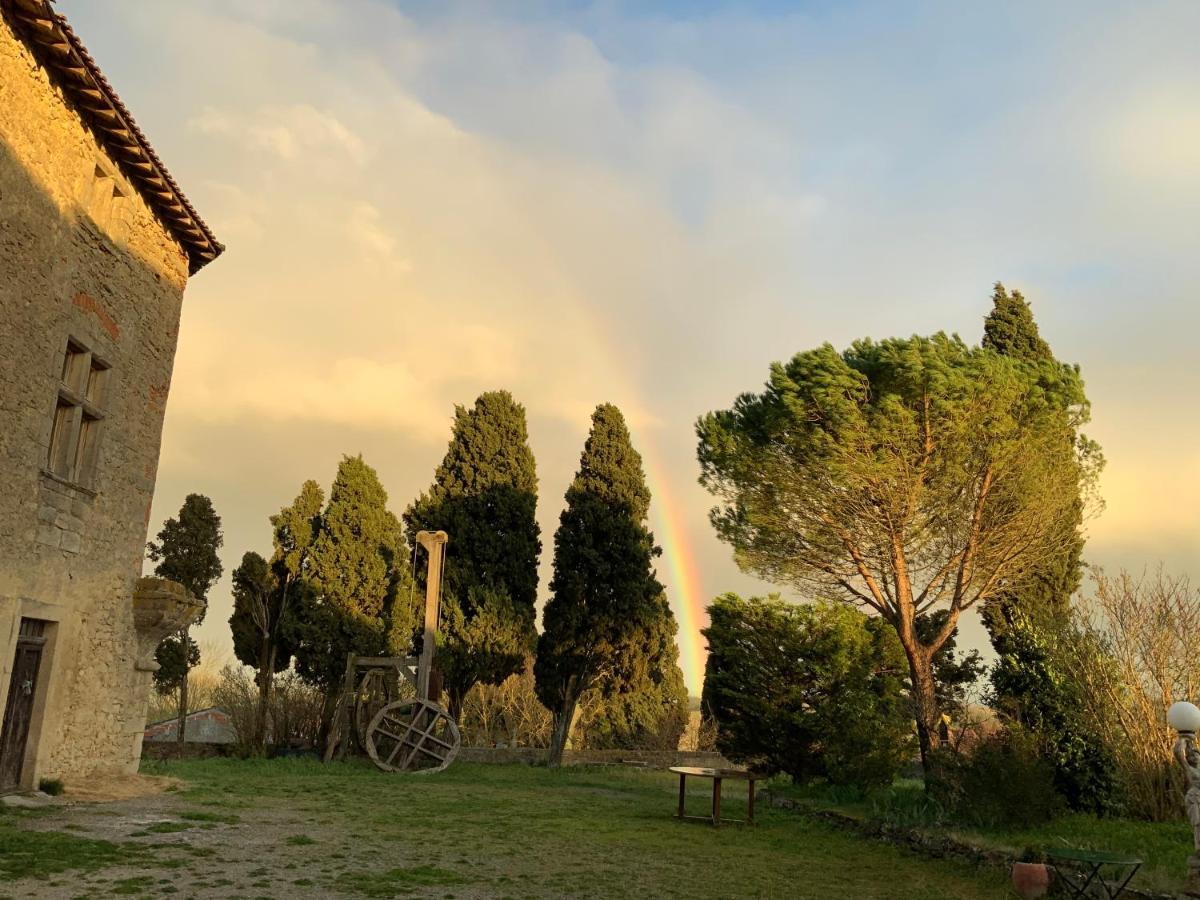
63 0 1200 691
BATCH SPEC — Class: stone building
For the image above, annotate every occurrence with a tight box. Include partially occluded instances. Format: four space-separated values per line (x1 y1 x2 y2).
0 0 222 790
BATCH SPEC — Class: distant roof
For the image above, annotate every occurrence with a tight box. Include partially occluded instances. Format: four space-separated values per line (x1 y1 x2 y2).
2 0 223 273
145 706 229 729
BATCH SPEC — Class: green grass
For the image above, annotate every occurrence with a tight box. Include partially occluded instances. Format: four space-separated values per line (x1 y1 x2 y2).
0 824 147 879
335 866 468 896
136 758 1009 898
773 778 1192 894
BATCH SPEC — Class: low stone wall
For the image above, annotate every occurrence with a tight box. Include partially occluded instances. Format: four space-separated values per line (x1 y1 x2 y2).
140 741 233 762
140 742 733 770
458 747 734 768
768 794 1173 900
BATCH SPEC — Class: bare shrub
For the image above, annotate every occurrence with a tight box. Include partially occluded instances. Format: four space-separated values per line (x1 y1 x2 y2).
1069 567 1200 820
212 665 324 755
146 640 229 724
459 662 552 748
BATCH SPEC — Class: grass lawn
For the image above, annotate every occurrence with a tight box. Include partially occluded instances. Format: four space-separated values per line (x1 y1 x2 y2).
776 779 1192 895
0 758 1013 898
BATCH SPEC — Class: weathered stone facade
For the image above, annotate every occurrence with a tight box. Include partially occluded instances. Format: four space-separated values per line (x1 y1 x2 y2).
0 6 219 788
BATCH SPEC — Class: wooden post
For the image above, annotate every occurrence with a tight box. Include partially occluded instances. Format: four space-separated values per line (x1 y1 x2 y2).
747 778 755 825
415 531 448 703
712 777 722 826
677 772 687 819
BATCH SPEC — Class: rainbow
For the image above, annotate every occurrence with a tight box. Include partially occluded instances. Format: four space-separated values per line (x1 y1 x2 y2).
640 450 708 696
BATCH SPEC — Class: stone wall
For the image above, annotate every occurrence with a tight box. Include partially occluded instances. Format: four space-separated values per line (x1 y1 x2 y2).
0 13 192 788
457 748 735 768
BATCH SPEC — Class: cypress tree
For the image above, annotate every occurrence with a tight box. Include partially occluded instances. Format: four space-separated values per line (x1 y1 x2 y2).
981 282 1084 632
229 547 298 752
576 593 689 750
147 493 223 742
290 456 414 732
404 391 540 719
981 282 1053 362
981 283 1117 813
535 404 665 766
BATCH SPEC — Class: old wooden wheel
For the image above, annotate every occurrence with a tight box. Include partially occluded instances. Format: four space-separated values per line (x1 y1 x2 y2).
365 698 461 774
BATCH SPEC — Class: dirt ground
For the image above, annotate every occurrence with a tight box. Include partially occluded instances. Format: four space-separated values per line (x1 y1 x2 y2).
2 781 495 900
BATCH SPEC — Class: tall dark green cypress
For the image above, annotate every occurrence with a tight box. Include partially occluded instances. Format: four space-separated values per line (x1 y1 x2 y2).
576 593 689 750
404 391 541 719
981 281 1053 362
290 455 413 733
535 404 665 766
981 282 1082 632
147 493 223 742
981 283 1118 813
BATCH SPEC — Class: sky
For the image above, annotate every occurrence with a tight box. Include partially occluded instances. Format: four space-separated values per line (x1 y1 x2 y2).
62 0 1200 694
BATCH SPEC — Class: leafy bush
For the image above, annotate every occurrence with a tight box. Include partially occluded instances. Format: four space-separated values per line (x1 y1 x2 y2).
702 594 913 788
990 608 1122 816
935 727 1064 828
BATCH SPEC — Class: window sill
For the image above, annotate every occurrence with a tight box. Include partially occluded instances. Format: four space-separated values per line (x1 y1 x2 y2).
39 468 98 499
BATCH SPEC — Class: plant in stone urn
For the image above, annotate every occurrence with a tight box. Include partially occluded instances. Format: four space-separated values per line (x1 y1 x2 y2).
1011 846 1050 900
1169 701 1200 897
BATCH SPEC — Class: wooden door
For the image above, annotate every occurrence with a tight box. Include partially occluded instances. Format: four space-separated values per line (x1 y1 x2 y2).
0 620 47 790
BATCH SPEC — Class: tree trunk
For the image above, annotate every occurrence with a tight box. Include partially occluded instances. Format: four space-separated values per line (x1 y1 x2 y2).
255 641 276 755
446 684 464 723
319 687 341 757
176 627 190 743
905 647 943 786
547 682 580 769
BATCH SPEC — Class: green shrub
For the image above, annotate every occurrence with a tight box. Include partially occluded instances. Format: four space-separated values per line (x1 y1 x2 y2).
37 778 63 796
935 728 1064 828
702 594 913 788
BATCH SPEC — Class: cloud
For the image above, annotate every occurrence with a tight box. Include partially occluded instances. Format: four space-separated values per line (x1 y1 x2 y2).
64 0 1200 690
189 103 368 165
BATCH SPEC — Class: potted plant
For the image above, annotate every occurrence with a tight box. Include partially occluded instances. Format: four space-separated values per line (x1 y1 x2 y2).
1011 847 1050 900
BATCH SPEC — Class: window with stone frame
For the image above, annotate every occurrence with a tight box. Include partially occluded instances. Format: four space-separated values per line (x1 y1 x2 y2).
47 337 110 488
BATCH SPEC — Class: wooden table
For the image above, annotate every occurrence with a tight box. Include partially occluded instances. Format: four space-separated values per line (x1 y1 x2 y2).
670 766 761 826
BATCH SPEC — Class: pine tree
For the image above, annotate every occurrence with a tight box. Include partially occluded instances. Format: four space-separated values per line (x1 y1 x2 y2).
404 391 540 718
575 593 689 750
290 457 414 733
147 493 223 742
535 404 665 766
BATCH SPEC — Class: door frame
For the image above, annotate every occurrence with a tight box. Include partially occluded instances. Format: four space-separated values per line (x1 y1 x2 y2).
0 603 62 792
1 623 47 790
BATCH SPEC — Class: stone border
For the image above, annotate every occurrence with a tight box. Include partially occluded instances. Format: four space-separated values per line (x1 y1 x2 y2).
140 742 734 771
766 793 1174 900
457 747 734 768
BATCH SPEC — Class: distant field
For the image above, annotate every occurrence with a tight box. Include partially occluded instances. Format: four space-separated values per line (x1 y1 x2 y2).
0 759 1011 898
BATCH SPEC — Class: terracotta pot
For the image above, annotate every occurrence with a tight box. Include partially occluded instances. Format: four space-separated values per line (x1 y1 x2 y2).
1011 862 1050 900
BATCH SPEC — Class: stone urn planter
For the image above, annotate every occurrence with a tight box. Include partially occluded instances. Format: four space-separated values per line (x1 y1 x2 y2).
1011 861 1050 899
